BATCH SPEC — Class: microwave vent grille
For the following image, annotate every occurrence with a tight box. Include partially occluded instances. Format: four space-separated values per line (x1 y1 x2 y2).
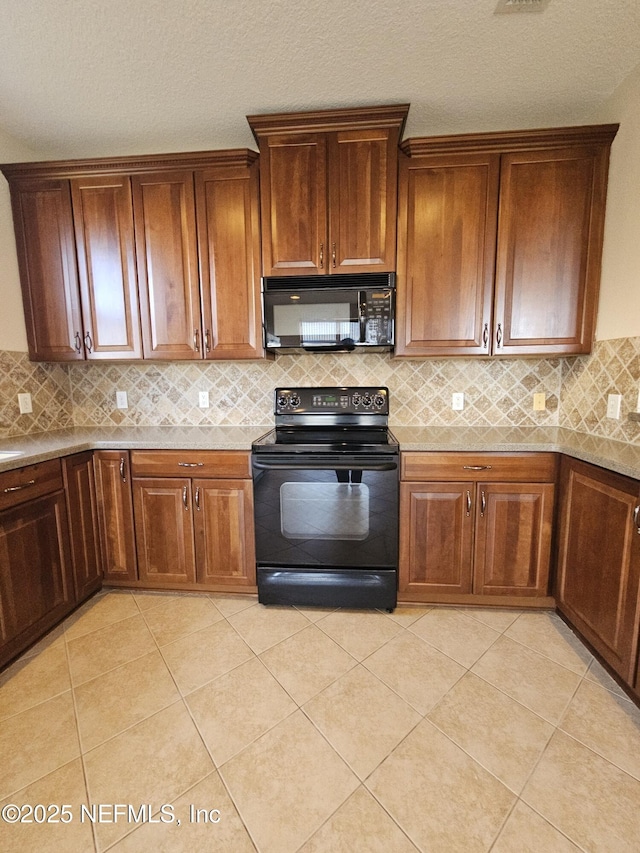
263 273 395 292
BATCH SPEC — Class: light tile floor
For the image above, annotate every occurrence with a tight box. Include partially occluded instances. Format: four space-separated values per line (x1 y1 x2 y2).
1 589 640 852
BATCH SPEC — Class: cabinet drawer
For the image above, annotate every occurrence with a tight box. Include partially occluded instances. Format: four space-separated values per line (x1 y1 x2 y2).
0 458 63 511
130 450 251 479
401 452 557 483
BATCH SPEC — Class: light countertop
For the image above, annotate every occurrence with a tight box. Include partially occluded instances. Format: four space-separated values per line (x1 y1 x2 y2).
0 424 639 480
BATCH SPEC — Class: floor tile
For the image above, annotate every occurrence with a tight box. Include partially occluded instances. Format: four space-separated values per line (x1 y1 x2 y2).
471 634 581 724
456 606 523 632
304 665 421 780
0 759 94 853
160 619 253 695
84 701 214 850
505 612 593 674
363 630 466 714
584 656 629 698
299 786 419 852
409 607 501 668
209 592 258 616
107 771 255 852
314 610 402 661
74 650 180 751
187 656 297 765
367 718 515 852
142 595 223 646
260 624 357 704
131 590 186 612
220 710 359 853
383 605 432 627
294 605 338 622
427 672 554 793
66 614 156 686
0 644 71 721
0 692 80 801
491 800 582 852
228 604 311 654
63 591 138 641
522 729 640 852
559 678 640 781
16 624 65 660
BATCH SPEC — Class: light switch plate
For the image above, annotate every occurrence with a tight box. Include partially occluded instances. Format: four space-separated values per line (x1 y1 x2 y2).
533 392 546 411
452 392 464 411
606 393 622 420
18 393 32 414
116 390 128 410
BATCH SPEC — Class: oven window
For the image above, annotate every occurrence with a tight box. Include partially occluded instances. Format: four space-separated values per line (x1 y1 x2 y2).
280 482 369 541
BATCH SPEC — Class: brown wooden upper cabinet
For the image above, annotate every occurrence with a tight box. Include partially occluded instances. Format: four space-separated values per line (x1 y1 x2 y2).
2 150 264 361
247 105 409 276
395 125 618 356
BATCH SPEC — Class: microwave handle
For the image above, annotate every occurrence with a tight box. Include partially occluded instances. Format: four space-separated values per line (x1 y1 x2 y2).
303 338 356 353
359 291 367 343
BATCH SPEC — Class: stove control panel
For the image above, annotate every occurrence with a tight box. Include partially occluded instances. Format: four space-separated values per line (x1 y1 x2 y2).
274 386 389 416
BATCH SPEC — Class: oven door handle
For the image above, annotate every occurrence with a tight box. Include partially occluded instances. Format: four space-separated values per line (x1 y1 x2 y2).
252 459 398 472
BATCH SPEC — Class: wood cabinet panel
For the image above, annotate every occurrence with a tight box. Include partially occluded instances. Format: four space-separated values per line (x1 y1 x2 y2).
8 178 83 361
556 457 640 682
0 490 74 666
401 452 557 483
132 478 197 585
62 452 102 602
494 145 609 355
133 170 202 359
130 450 251 479
194 479 256 586
399 482 473 595
71 174 142 359
395 152 499 355
0 459 63 512
93 451 137 583
195 164 264 358
259 134 327 276
474 482 553 596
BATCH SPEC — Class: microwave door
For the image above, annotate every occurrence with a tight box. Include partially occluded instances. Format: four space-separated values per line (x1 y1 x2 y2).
265 289 359 349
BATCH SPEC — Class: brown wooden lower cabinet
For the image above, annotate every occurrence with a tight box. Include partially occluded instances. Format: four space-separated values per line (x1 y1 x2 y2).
0 461 75 668
62 451 102 601
399 452 556 602
556 456 640 685
93 450 138 583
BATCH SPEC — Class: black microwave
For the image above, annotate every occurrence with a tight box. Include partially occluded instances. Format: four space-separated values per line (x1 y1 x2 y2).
262 273 395 352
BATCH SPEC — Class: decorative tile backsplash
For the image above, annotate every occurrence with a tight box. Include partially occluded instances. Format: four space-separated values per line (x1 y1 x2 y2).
1 338 639 444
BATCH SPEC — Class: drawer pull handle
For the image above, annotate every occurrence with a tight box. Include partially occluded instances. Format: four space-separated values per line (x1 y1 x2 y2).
204 329 212 353
178 462 204 468
496 323 503 349
466 490 471 517
195 487 201 511
74 332 82 353
84 331 93 353
119 457 127 482
3 479 36 493
194 329 201 352
182 485 189 511
332 242 336 268
319 243 324 269
634 505 640 534
481 490 486 517
463 465 492 471
482 323 489 349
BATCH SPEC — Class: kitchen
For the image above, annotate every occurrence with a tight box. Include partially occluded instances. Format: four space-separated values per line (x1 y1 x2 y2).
1 1 640 851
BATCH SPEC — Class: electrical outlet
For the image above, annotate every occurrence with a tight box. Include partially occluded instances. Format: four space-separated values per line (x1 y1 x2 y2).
18 393 32 414
115 390 128 410
452 392 464 411
198 391 210 409
606 393 622 420
533 392 546 411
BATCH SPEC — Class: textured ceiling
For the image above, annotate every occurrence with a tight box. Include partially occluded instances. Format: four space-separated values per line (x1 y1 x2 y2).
0 0 639 159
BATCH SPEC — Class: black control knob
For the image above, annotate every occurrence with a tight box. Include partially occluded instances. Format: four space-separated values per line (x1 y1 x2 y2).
289 393 300 408
277 395 288 409
374 394 385 408
362 394 372 408
352 393 361 407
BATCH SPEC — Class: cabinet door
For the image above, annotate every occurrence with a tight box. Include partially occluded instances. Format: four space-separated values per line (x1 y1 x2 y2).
328 127 399 273
399 482 473 594
395 153 499 356
259 133 328 276
93 451 137 583
132 478 196 585
196 163 264 359
556 458 640 683
9 178 83 361
193 479 256 587
494 145 610 355
133 170 202 358
63 452 102 602
71 174 142 359
0 491 74 667
474 482 554 596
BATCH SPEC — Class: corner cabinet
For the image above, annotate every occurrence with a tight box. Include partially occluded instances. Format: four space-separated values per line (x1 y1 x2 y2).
247 104 408 276
399 452 557 604
395 125 618 357
1 150 265 362
555 456 640 686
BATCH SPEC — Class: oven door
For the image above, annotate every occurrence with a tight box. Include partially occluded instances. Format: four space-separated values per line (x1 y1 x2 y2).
252 453 398 609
